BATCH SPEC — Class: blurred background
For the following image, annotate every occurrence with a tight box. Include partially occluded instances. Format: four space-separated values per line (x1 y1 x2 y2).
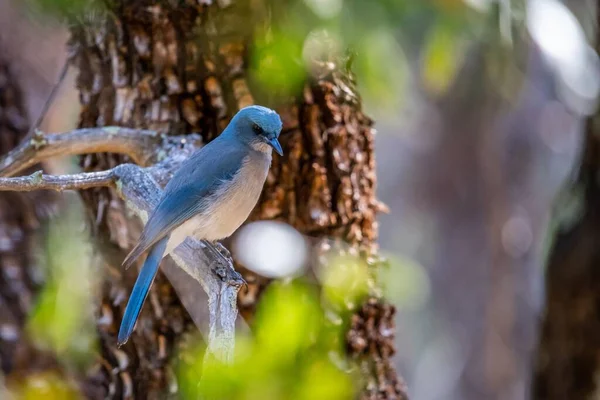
0 0 598 399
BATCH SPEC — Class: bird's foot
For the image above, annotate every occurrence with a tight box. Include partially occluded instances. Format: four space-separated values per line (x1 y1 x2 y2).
229 269 246 288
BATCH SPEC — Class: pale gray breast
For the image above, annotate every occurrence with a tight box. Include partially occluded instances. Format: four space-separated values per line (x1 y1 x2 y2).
165 151 271 254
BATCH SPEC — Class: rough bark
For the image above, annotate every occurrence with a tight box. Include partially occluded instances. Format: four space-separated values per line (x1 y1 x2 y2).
0 56 59 377
532 4 600 399
67 1 405 398
532 114 600 400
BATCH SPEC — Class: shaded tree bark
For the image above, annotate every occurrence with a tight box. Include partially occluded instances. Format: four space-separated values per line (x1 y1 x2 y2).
532 109 600 400
66 1 405 398
0 54 59 378
532 6 600 397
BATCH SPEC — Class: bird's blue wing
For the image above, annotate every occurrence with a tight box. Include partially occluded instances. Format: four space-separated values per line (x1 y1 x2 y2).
122 141 246 268
118 235 169 345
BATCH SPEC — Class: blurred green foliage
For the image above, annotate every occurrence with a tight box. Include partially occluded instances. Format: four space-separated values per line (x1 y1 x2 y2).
377 253 430 311
23 0 103 21
319 253 370 312
177 251 377 400
26 194 97 369
252 27 308 99
251 0 492 110
174 247 432 399
23 0 498 112
11 372 81 400
421 21 467 95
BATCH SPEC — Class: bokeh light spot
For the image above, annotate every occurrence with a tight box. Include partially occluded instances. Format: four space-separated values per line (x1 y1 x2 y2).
233 221 308 278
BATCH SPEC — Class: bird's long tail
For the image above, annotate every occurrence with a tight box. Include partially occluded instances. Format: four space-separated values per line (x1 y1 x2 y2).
118 235 169 346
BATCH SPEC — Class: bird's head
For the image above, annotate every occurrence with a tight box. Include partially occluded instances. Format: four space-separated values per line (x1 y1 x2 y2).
229 105 284 156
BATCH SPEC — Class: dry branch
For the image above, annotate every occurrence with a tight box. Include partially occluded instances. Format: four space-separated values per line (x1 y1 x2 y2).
0 127 204 177
0 170 115 191
0 127 242 363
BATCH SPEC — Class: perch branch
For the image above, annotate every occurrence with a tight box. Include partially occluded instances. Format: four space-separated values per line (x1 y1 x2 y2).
0 158 241 362
0 170 115 191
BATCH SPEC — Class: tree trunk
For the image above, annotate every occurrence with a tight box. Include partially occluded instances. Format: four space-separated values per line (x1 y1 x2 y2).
532 115 600 400
0 55 59 378
532 4 600 399
67 1 406 398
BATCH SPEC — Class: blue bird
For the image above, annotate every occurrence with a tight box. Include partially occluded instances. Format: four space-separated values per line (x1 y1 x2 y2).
118 105 283 345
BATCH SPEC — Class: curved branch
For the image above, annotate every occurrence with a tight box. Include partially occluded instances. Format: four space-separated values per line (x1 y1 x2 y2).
0 127 163 177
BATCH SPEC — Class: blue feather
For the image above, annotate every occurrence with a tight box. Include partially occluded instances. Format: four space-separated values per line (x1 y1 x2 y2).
118 235 169 346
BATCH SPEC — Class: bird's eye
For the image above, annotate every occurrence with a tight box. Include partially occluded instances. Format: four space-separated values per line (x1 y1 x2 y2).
252 123 263 135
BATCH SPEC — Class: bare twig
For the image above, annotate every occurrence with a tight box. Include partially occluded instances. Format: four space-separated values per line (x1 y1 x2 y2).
0 170 114 191
28 60 70 137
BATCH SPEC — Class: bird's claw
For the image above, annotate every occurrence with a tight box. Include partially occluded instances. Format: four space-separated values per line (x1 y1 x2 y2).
229 269 246 288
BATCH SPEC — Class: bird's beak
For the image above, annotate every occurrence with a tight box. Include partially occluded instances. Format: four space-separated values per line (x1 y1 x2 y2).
268 137 284 156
